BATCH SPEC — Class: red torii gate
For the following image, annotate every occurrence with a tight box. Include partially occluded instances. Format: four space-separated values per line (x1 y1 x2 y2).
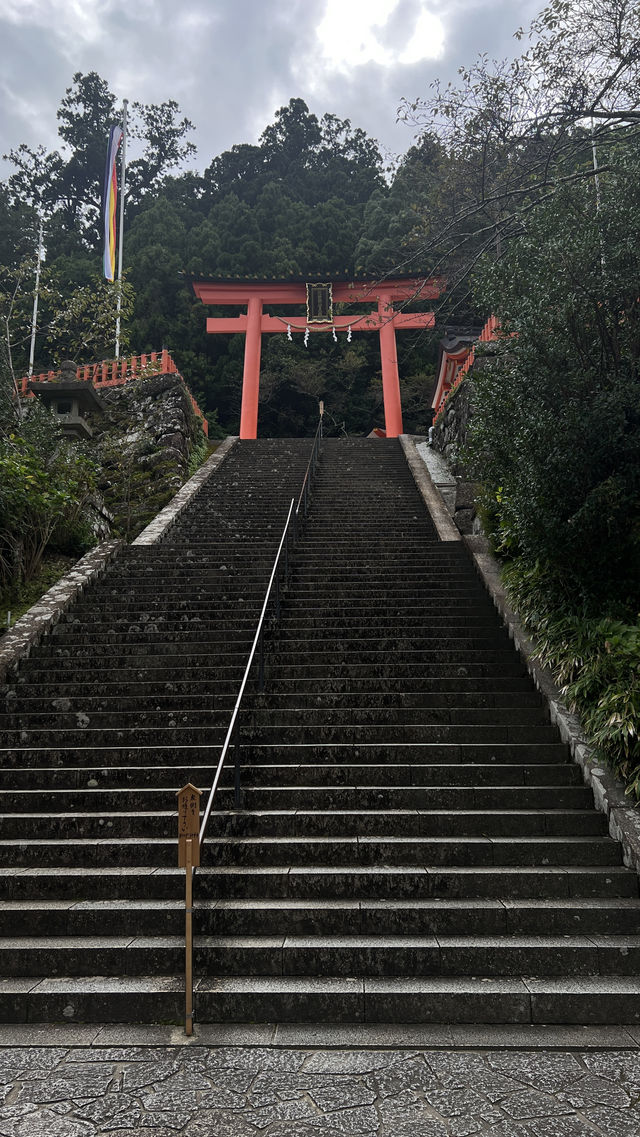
191 276 444 439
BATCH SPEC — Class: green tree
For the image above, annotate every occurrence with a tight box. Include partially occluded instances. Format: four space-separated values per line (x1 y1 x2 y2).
4 72 196 246
466 139 640 606
398 0 640 314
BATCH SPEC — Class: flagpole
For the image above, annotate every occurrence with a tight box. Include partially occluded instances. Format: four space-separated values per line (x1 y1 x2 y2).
115 98 128 359
28 218 45 377
590 117 606 276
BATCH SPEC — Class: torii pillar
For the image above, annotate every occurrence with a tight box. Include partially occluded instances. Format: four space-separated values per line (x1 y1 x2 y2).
191 277 444 438
240 295 263 439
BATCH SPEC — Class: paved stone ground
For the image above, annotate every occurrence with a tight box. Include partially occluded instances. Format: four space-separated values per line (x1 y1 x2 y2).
2 1045 640 1136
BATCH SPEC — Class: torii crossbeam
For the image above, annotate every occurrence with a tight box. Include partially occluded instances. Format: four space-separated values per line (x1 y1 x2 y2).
191 276 444 438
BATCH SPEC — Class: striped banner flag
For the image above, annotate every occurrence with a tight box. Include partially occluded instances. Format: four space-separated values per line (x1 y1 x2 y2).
103 124 123 281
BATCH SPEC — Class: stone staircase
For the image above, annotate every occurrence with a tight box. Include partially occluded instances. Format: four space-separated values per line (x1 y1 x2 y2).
1 436 640 1025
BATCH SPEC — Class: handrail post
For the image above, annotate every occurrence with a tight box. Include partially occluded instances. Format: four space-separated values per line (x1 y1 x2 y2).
185 838 194 1036
177 783 202 1037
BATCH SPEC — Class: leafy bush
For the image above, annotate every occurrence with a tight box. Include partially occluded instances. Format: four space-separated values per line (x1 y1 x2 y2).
463 140 640 795
0 400 98 589
467 145 640 609
503 557 640 798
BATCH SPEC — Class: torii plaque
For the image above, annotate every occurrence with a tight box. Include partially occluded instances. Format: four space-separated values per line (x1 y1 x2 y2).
191 276 444 439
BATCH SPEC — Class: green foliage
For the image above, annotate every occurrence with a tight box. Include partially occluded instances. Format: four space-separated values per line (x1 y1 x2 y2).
204 99 384 210
0 400 98 588
393 1 640 320
4 72 196 245
46 274 135 363
187 434 208 477
466 142 640 606
502 557 640 798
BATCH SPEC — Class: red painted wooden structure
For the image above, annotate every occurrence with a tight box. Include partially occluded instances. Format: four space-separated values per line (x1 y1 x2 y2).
431 315 499 421
20 349 208 435
191 277 444 439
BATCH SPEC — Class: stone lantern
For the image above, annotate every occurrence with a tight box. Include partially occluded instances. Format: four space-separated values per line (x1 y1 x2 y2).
28 361 106 440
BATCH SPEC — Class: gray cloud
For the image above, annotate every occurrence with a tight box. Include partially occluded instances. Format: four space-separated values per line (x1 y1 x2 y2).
0 0 544 180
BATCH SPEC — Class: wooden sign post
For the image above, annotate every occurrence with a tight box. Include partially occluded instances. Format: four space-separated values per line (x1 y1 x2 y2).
177 783 202 1036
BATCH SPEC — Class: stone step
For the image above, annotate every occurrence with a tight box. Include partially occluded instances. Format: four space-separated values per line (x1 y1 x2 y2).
0 834 622 869
200 835 623 868
4 694 236 715
0 809 605 841
12 660 527 683
3 690 544 715
1 863 634 903
6 676 538 701
0 762 581 790
265 646 526 664
273 632 514 650
283 587 492 600
1 933 639 979
243 724 561 744
36 639 254 659
7 676 248 698
0 741 571 768
0 976 184 1024
276 613 504 629
66 599 492 618
0 722 561 748
279 601 500 618
0 706 552 732
0 783 592 812
191 974 640 1025
5 897 640 937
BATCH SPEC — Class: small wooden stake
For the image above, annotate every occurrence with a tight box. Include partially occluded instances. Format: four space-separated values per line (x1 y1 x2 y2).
185 837 194 1037
177 784 201 1037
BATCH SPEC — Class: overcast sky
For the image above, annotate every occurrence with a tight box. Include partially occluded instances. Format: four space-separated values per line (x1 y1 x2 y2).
0 0 544 178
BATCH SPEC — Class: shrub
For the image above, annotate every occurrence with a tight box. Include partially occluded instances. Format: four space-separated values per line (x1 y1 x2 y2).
503 557 640 798
0 401 98 589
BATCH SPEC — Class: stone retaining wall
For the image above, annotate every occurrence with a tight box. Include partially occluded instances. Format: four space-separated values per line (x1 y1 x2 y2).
93 373 210 539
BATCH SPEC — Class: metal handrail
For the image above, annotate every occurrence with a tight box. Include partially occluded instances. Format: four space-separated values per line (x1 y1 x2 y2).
179 419 323 1034
199 497 295 841
198 417 323 845
296 412 323 523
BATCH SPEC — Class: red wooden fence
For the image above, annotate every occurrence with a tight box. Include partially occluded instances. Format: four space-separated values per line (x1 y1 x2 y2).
20 349 208 436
